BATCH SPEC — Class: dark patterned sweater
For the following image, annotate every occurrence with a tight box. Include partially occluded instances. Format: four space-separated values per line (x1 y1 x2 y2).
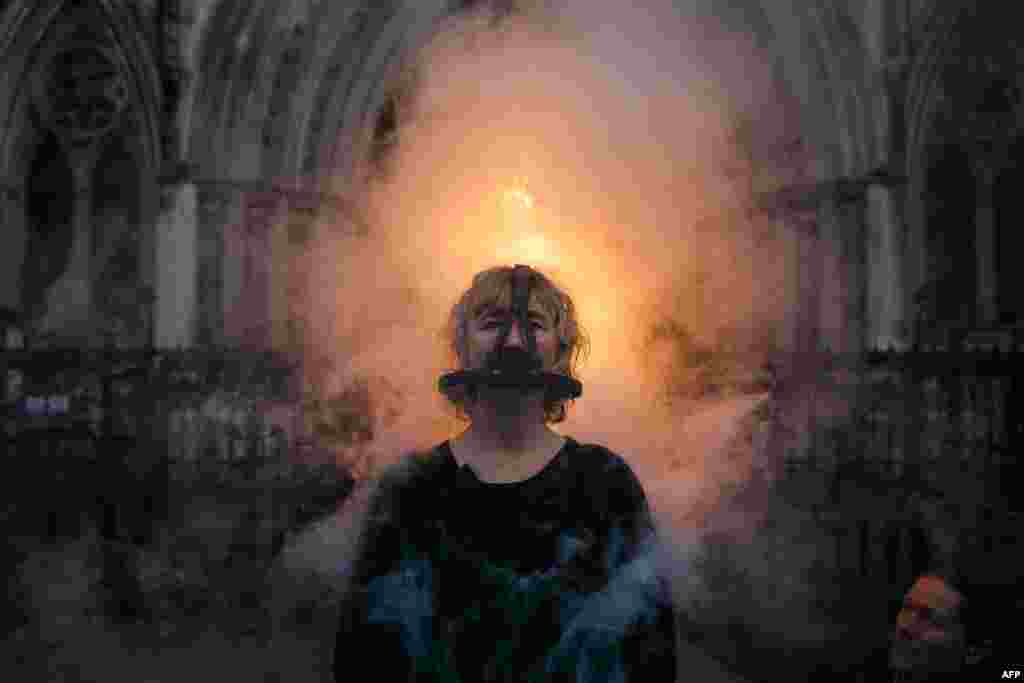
333 437 677 683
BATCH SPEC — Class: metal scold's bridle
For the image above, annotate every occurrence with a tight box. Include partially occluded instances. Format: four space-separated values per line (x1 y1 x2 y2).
438 265 582 400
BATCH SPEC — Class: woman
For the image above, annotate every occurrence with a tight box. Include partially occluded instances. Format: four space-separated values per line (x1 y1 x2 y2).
334 265 677 682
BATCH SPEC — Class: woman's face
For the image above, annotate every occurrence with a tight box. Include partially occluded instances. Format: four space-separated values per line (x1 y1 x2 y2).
464 299 560 372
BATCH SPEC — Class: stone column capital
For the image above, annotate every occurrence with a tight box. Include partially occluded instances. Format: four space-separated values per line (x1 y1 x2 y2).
195 185 238 217
757 168 906 217
0 182 23 202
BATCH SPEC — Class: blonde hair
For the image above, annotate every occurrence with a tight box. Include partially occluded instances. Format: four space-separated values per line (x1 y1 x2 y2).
441 265 589 423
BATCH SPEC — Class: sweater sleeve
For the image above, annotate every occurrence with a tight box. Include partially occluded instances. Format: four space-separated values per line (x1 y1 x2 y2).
333 471 428 683
602 454 678 683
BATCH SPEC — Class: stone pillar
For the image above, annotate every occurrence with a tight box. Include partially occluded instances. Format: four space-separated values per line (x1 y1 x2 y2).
269 211 290 351
793 210 821 354
818 197 851 352
155 182 198 348
69 160 94 324
239 191 279 350
219 189 278 350
973 163 998 326
830 191 869 352
770 212 802 353
0 185 26 311
220 188 248 347
866 183 906 349
272 191 316 351
195 186 229 347
26 35 131 346
33 146 103 344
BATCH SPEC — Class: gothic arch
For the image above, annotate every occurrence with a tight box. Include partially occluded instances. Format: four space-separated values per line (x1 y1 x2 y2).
185 1 410 182
993 135 1024 324
314 2 446 179
187 0 283 179
0 0 164 332
920 142 976 329
806 3 876 176
0 0 164 176
272 1 376 180
754 1 877 181
186 0 884 191
904 1 970 178
903 2 1024 330
902 1 969 313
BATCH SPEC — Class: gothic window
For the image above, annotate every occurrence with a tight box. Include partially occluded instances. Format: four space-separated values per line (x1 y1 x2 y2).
21 134 74 318
923 143 977 326
976 78 1019 116
31 43 128 148
994 135 1024 324
93 136 146 328
908 525 932 578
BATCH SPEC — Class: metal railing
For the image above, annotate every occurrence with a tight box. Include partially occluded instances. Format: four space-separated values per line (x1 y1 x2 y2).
773 347 1023 586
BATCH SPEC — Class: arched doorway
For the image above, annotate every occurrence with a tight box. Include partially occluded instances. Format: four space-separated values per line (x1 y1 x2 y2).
994 135 1024 326
21 132 75 323
2 0 164 347
921 142 976 329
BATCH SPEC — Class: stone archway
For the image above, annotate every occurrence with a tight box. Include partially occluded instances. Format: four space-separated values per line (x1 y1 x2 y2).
993 135 1024 326
21 132 75 322
178 0 893 358
916 141 976 337
0 0 164 347
904 3 1024 336
178 0 456 351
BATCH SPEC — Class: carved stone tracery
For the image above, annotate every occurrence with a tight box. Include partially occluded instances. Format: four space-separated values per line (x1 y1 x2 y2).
32 43 129 148
918 14 1024 335
19 6 152 348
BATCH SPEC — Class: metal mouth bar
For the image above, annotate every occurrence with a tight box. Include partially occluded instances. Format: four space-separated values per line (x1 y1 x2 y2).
439 367 581 398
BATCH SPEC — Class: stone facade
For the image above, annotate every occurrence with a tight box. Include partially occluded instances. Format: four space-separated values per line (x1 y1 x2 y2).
2 1 1017 354
0 0 419 351
1 0 1021 592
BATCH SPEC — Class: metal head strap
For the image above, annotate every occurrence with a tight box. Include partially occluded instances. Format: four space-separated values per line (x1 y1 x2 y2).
495 264 539 359
437 264 581 401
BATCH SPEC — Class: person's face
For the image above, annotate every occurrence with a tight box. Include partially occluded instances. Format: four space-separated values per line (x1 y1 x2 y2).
889 575 966 674
464 298 559 373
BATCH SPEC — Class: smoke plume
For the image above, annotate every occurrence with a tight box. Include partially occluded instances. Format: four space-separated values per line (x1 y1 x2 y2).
285 1 844 678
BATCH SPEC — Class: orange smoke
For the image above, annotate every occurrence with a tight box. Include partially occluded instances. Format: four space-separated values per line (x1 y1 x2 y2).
298 1 806 525
275 4 852 661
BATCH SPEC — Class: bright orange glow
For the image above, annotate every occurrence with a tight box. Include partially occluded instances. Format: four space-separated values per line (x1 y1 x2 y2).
305 1 803 495
503 187 535 210
290 4 826 640
495 185 560 267
496 231 556 266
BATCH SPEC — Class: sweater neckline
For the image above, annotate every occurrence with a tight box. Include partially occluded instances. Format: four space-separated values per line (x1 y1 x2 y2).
438 436 576 488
